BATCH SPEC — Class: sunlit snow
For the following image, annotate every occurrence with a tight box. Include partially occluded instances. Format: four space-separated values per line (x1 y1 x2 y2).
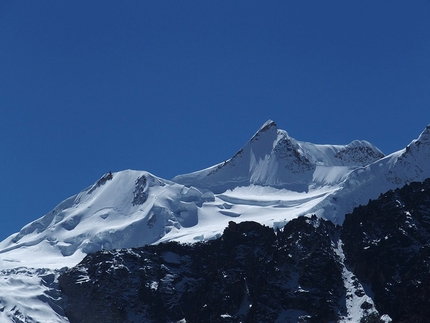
0 121 429 322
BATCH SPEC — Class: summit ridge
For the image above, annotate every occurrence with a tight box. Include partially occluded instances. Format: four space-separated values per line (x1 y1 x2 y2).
173 120 385 192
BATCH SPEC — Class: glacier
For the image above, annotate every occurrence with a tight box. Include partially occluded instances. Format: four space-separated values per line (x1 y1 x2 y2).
0 120 430 322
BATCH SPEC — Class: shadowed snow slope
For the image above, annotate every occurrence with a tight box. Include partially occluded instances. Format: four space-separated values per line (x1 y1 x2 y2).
173 120 385 192
0 121 430 323
318 124 430 223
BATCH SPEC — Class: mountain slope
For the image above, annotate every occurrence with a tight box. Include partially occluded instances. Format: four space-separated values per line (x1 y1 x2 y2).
59 178 430 323
317 124 430 223
173 120 385 192
341 178 430 323
0 121 430 322
0 171 215 269
58 218 358 323
0 120 390 269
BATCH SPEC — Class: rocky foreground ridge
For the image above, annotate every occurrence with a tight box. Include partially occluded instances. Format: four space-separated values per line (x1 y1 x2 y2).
59 179 430 323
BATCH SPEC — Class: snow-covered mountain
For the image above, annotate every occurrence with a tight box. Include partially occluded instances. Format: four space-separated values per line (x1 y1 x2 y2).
173 120 385 192
59 178 430 323
0 120 430 322
0 120 392 269
318 123 430 223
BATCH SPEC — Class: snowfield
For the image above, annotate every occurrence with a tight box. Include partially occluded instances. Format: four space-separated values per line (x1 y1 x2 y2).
1 120 429 322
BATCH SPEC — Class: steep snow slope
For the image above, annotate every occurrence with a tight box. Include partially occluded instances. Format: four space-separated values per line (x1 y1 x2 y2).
315 124 430 223
0 120 429 323
173 120 385 192
0 171 215 269
0 171 215 322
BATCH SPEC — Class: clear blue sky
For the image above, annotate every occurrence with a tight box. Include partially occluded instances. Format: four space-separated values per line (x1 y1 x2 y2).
1 1 430 240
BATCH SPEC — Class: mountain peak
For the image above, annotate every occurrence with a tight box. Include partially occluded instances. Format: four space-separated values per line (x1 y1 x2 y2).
403 124 430 156
173 121 387 192
2 121 430 323
417 124 430 145
250 119 278 141
259 119 277 132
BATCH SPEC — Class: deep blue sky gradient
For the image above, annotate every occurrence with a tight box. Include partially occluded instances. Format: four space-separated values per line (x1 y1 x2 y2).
1 1 430 240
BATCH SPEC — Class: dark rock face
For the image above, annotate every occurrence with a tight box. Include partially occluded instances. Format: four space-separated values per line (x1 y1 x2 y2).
87 172 113 194
342 178 430 323
132 175 147 206
273 136 315 174
59 178 430 323
334 145 385 167
59 217 346 323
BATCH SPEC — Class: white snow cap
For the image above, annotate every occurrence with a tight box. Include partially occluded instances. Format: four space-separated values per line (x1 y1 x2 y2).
173 119 385 192
1 120 430 323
